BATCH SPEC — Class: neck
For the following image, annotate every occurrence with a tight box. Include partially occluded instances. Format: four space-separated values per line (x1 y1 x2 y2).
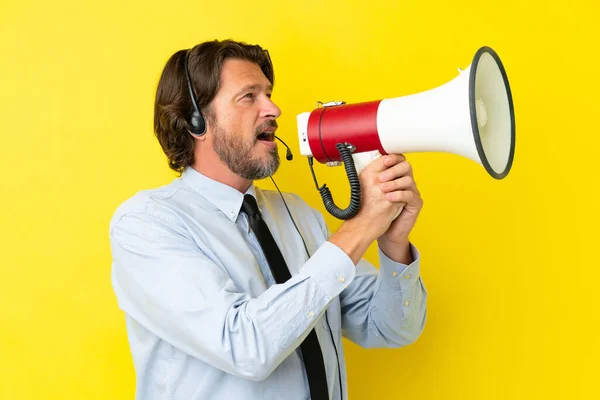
191 146 252 193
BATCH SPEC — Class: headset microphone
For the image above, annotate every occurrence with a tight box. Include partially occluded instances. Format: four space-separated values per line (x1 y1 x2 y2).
275 136 294 161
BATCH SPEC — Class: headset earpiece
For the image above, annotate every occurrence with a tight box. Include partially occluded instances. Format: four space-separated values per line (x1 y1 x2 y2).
189 109 206 136
184 49 206 136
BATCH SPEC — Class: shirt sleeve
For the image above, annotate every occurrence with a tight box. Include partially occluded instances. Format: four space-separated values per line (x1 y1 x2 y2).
110 207 356 381
339 243 428 348
303 196 428 349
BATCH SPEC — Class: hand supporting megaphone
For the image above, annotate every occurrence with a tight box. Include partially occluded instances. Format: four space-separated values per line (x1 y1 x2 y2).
346 152 421 252
327 152 421 265
352 150 405 220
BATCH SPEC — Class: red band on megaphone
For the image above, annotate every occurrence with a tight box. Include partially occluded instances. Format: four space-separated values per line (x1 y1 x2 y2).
307 100 387 163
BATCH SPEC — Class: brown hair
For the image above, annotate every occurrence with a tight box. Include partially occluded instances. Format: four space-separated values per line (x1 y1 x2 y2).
153 39 275 173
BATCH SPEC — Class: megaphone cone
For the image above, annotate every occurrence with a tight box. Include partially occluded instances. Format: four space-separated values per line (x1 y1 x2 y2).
296 46 515 219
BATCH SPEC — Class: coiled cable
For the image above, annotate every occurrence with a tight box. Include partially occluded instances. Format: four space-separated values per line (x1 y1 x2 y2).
308 142 361 220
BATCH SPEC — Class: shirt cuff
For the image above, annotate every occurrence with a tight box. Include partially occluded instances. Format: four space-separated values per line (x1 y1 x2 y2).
298 241 356 300
378 243 421 294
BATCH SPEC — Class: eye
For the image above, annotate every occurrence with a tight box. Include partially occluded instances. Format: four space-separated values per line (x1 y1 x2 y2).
266 93 272 99
243 93 254 100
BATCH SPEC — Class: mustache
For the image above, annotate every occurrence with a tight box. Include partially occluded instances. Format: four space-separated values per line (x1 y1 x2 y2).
254 120 278 135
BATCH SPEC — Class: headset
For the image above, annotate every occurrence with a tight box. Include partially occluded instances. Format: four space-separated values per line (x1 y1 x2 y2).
184 49 207 136
184 46 343 399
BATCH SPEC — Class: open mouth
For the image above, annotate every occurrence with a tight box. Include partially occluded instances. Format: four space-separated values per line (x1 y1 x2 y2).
257 132 275 142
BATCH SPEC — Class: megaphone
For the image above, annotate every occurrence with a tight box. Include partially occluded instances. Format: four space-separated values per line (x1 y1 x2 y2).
296 46 515 220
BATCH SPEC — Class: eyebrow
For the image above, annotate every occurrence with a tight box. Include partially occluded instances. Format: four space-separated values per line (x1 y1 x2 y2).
234 83 273 97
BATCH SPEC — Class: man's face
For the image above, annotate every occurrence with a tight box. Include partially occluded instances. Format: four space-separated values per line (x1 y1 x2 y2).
207 59 282 180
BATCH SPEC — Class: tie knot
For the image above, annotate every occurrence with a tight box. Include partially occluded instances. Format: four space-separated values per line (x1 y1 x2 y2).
241 194 261 218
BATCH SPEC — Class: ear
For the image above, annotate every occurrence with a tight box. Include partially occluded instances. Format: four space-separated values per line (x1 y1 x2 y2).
187 129 207 140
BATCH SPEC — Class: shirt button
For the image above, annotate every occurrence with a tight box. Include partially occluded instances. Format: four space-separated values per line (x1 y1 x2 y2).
229 211 235 218
338 276 345 283
308 311 315 318
392 271 398 277
404 300 410 306
405 274 412 279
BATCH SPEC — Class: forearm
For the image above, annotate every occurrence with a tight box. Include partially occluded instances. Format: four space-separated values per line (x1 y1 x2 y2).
329 218 379 265
341 244 427 348
113 237 355 381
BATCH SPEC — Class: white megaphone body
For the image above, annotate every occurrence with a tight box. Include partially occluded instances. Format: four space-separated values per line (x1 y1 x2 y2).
296 46 515 220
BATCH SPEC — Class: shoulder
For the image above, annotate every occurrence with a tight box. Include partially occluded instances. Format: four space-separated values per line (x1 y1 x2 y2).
255 187 328 233
256 186 310 213
109 178 195 232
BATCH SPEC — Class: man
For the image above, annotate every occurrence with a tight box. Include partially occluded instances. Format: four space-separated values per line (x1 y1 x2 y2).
110 39 427 400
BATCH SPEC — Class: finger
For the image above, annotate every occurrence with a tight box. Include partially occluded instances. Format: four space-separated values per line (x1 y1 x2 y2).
378 160 412 182
385 189 421 205
382 153 406 168
379 175 414 192
370 154 406 173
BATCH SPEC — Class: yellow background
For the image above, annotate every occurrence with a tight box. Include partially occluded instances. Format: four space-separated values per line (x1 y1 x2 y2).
1 0 598 398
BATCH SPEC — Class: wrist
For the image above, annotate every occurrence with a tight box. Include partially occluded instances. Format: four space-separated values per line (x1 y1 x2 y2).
329 219 377 265
378 237 412 264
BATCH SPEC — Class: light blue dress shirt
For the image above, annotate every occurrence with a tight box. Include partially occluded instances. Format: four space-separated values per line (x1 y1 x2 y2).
110 167 427 400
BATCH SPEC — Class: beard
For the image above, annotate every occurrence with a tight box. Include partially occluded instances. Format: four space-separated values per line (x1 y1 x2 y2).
211 120 280 180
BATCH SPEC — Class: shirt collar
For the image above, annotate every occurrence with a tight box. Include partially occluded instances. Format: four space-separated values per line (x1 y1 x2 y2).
181 167 257 223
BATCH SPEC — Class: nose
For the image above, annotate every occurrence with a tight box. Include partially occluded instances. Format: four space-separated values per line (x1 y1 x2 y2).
261 96 281 119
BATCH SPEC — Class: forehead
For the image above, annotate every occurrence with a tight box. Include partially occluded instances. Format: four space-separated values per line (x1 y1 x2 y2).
218 59 272 93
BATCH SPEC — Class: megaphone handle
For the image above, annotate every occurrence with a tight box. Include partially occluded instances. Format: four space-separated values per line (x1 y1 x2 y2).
352 150 382 174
